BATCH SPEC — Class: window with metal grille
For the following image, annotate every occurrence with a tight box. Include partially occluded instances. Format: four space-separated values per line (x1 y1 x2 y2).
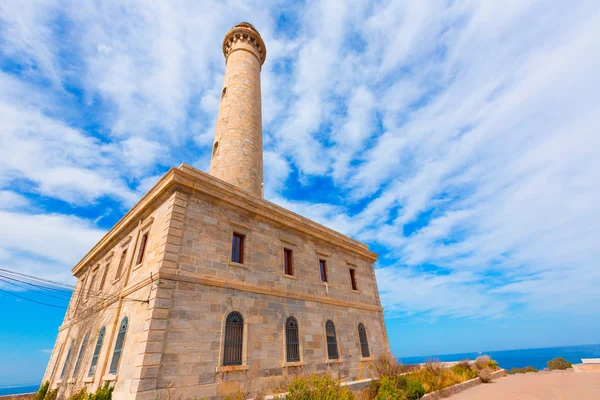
60 339 74 379
115 249 127 279
231 233 244 264
319 259 328 283
349 268 358 291
109 317 128 374
358 323 370 358
223 312 244 366
72 332 89 378
326 320 339 360
136 233 148 265
49 342 64 381
285 317 300 362
88 326 106 377
284 248 293 276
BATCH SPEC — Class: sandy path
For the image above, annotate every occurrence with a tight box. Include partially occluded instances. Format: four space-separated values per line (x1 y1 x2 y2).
449 370 600 400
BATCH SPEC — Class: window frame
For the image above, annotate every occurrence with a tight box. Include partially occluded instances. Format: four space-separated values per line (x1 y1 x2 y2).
88 326 106 377
349 268 358 291
49 342 65 381
283 248 294 277
114 248 128 283
231 232 245 265
135 232 149 266
60 339 75 380
85 272 97 302
358 323 370 358
222 311 245 367
319 259 328 283
72 332 89 379
325 320 339 361
109 317 129 375
285 316 301 363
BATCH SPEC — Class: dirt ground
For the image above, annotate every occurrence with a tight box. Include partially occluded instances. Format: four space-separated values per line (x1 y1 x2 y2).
450 370 600 400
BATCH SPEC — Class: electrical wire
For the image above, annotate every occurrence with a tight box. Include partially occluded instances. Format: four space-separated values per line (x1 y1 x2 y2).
0 287 67 309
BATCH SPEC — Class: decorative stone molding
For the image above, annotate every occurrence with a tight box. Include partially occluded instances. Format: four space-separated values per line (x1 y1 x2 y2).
222 22 266 66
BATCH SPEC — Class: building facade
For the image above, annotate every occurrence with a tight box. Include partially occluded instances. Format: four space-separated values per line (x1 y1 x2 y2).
42 23 390 400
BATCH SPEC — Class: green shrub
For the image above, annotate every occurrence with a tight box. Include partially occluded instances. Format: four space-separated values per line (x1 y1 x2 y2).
487 359 499 370
403 378 425 400
68 388 88 400
450 361 477 380
547 357 572 370
286 373 355 400
44 389 58 400
89 383 113 400
35 382 49 400
375 376 405 400
510 366 537 374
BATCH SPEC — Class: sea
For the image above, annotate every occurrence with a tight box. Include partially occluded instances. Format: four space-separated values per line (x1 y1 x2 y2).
1 344 599 396
399 343 600 371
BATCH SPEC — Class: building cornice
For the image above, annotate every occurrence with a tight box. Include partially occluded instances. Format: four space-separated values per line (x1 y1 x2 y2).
72 164 377 275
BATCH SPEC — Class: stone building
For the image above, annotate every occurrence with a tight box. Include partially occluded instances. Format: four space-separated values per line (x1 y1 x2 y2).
42 23 390 400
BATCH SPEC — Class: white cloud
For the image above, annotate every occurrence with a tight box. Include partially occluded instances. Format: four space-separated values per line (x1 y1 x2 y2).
0 0 599 325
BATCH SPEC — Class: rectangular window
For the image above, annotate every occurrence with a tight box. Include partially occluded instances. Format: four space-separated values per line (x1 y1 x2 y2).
283 248 293 276
350 268 357 291
86 273 97 300
98 266 109 292
136 233 148 265
319 260 328 283
115 249 127 280
231 233 245 264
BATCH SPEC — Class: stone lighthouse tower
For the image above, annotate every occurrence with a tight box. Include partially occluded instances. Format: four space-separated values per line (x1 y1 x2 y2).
42 22 389 400
209 22 266 198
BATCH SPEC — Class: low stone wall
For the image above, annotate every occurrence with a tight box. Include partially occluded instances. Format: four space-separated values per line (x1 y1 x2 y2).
573 364 600 372
421 369 506 400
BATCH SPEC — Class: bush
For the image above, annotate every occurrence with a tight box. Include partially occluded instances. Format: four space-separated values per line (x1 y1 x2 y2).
373 354 403 378
35 382 49 400
409 361 460 393
547 357 572 370
89 383 113 400
478 369 492 383
450 361 477 380
68 388 88 400
375 376 405 400
44 389 58 400
403 378 425 400
286 374 355 400
474 356 490 371
511 366 537 374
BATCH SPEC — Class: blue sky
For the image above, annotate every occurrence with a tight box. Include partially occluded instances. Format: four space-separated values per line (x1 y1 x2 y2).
1 0 600 387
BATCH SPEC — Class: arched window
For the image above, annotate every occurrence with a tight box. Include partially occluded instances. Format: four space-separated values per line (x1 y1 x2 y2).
223 312 244 366
221 87 227 99
285 317 300 362
326 320 339 360
60 339 75 379
109 317 128 374
358 323 370 358
88 326 106 377
72 333 89 378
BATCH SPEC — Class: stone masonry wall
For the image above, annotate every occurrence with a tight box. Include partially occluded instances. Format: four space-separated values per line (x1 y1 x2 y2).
132 189 388 399
43 191 180 400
